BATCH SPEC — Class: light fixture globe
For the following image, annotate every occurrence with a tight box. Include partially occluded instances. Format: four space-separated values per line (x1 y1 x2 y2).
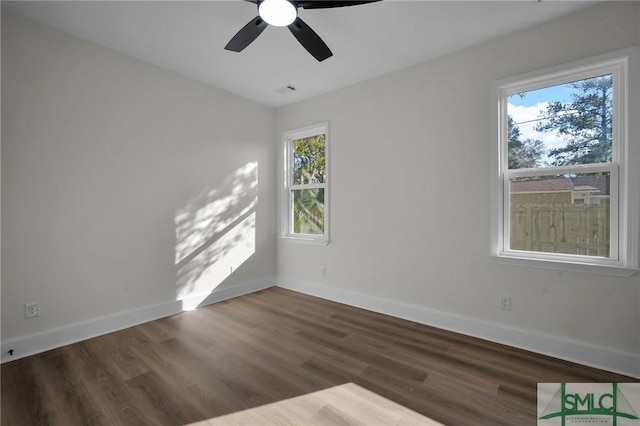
258 0 297 27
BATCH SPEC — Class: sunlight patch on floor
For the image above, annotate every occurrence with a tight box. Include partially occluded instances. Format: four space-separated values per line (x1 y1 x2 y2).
184 382 443 425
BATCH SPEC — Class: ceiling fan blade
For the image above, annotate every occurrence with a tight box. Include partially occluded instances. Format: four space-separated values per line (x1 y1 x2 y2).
297 0 381 9
225 16 268 52
288 17 332 62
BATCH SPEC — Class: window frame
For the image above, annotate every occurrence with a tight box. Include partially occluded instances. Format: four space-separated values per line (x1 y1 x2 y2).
490 47 639 276
281 122 330 244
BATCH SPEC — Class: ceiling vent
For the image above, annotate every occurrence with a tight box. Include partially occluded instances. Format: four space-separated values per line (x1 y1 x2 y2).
276 85 297 95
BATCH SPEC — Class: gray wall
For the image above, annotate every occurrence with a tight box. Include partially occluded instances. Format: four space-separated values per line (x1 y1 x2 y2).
1 12 277 342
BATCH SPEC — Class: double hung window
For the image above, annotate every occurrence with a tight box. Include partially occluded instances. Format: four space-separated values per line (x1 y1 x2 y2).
491 48 639 275
282 122 329 243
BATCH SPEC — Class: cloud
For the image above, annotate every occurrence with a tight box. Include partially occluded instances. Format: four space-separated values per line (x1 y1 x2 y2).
508 101 568 165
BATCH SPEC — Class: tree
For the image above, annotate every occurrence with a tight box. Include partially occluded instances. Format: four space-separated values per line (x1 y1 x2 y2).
508 115 544 169
293 134 325 184
292 135 325 234
535 75 612 166
293 189 324 234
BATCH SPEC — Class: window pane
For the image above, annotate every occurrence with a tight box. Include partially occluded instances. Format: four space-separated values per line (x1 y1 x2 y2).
509 172 610 257
293 134 325 185
507 74 613 169
291 188 324 235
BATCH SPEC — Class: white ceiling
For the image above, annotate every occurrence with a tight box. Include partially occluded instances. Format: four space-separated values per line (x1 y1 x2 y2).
3 0 599 107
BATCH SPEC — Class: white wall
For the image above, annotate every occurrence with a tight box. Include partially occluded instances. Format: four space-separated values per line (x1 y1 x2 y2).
276 2 640 377
1 12 277 356
2 3 639 377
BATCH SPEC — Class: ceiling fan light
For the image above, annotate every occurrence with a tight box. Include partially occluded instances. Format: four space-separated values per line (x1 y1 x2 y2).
259 0 297 27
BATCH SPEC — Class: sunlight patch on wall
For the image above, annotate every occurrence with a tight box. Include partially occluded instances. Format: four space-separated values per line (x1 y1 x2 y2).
174 162 258 306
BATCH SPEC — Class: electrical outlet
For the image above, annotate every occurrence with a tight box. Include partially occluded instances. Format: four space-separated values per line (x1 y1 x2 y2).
25 302 39 318
320 266 326 277
499 295 511 311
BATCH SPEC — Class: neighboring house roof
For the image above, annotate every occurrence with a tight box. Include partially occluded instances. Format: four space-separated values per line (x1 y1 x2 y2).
571 175 610 195
511 176 609 195
573 185 599 192
511 178 575 193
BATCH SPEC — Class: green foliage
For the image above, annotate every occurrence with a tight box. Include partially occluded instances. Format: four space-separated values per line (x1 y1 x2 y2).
508 116 544 169
293 135 325 185
535 75 612 166
292 134 326 235
293 189 324 235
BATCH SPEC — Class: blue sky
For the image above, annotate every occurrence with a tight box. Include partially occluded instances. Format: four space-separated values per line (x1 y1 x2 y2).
508 83 573 108
508 73 613 167
507 82 575 166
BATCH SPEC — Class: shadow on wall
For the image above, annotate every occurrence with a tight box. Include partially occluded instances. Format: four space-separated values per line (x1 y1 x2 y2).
174 162 258 308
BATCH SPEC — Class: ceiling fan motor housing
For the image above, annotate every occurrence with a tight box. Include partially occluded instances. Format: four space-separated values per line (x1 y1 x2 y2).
225 0 381 62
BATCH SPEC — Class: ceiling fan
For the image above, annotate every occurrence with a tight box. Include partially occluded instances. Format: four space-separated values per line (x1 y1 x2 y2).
225 0 381 62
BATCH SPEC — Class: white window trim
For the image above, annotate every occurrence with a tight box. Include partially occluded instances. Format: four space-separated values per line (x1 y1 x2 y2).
490 47 640 277
281 121 329 245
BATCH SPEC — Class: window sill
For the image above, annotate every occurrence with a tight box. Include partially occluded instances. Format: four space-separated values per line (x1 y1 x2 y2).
280 235 329 246
493 255 638 277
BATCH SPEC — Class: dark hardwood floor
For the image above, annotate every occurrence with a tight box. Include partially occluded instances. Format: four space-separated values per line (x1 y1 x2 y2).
2 287 636 425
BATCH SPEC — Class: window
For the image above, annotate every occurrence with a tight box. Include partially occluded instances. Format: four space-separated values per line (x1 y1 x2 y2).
491 48 639 276
282 122 329 243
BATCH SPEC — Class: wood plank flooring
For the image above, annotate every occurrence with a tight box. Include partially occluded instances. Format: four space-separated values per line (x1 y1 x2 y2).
2 287 637 425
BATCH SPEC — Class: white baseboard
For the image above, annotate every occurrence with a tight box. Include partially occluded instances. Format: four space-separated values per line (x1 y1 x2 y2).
4 278 638 379
1 280 274 364
277 280 640 379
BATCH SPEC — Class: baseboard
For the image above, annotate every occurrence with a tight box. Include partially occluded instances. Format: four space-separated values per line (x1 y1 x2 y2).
277 280 640 379
5 279 638 378
1 280 274 364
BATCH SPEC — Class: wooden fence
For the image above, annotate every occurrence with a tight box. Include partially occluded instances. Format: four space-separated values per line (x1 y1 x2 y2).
510 203 610 257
